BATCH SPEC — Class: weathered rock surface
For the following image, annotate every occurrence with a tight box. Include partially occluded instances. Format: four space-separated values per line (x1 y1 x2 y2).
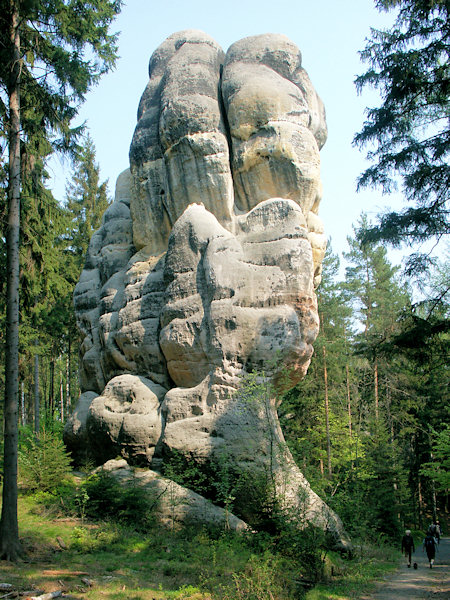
99 458 248 532
65 30 351 551
63 391 98 465
86 375 166 465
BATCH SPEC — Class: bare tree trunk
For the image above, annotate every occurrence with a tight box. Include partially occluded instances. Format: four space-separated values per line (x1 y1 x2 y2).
43 355 48 414
346 364 352 437
323 346 332 478
59 378 64 422
0 1 23 560
65 352 70 414
430 452 437 522
20 381 25 426
49 359 55 418
346 364 354 469
418 478 424 528
374 361 379 422
34 349 39 435
386 383 400 520
319 458 324 477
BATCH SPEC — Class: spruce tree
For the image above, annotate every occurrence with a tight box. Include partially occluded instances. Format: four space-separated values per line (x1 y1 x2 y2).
354 0 449 275
65 134 111 270
0 0 122 560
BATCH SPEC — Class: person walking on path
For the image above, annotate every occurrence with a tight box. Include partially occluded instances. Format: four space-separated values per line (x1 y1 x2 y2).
401 529 415 567
368 536 449 599
423 530 438 568
435 520 441 544
428 520 440 543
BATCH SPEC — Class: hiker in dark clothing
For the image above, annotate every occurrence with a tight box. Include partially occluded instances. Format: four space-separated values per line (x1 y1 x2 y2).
401 530 415 567
435 520 441 544
423 531 437 568
427 520 441 544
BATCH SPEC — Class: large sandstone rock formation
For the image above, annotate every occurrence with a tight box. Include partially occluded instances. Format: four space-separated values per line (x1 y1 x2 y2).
65 30 350 550
98 459 248 532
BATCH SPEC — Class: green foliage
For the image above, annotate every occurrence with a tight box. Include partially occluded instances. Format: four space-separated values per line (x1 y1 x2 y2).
80 471 156 531
344 214 410 342
420 425 450 491
9 491 345 599
304 541 398 600
354 0 449 274
70 524 123 554
212 451 236 509
18 426 72 492
232 470 279 532
0 0 121 558
230 553 293 600
279 234 446 538
162 449 211 498
274 522 327 583
0 0 121 340
356 421 403 537
0 0 122 155
161 447 279 534
65 134 112 270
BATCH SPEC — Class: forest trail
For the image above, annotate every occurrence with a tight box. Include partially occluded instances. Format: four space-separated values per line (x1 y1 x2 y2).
362 536 450 599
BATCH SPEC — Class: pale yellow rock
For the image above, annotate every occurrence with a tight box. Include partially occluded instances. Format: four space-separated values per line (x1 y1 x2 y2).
87 375 167 464
222 35 324 217
66 32 352 551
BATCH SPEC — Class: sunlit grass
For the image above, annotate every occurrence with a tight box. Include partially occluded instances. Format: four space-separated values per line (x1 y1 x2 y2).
0 492 399 600
305 545 398 600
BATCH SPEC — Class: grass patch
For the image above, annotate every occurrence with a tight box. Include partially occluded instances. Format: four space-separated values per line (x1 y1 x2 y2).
1 490 400 600
305 543 399 600
1 493 297 599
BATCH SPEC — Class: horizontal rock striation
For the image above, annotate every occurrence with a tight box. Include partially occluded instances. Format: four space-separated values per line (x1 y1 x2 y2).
65 30 350 551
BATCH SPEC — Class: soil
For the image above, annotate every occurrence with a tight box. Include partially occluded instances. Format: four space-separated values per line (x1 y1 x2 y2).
362 536 450 599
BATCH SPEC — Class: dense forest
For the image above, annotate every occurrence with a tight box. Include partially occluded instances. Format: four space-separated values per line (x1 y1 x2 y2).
0 0 448 579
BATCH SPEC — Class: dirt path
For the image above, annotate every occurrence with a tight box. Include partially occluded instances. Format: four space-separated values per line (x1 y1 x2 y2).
362 536 450 599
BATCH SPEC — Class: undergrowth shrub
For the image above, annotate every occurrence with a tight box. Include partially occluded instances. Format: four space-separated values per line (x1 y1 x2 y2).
162 449 211 497
274 522 327 582
232 470 279 532
230 553 293 600
70 524 123 553
18 426 72 493
80 471 156 531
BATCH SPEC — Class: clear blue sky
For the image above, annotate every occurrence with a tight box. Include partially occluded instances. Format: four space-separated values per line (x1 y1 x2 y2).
50 0 400 260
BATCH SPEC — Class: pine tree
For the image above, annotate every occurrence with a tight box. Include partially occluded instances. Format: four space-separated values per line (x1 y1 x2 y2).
281 246 354 495
344 215 410 342
0 0 122 560
393 260 449 524
343 216 414 532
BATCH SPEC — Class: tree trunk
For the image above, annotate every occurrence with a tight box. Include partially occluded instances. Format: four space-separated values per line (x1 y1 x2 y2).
346 364 352 437
0 1 23 560
430 452 437 522
59 377 64 422
20 381 25 426
49 359 55 417
319 458 324 477
418 478 423 528
346 364 354 469
386 383 400 520
34 348 39 435
323 346 332 478
374 361 379 421
43 355 48 414
65 351 70 414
